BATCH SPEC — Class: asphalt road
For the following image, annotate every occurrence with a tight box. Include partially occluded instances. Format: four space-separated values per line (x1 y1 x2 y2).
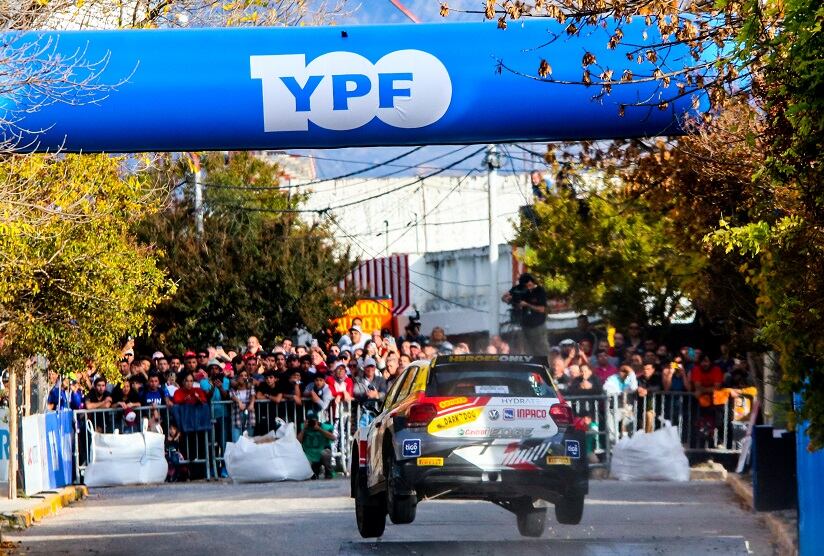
8 479 774 555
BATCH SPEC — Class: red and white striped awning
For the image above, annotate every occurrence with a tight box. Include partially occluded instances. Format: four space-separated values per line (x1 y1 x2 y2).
340 254 411 316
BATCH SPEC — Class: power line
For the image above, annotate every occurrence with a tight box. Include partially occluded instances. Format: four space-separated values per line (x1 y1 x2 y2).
326 215 485 313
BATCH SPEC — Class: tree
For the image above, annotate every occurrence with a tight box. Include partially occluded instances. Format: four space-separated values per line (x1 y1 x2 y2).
0 154 171 379
137 152 356 353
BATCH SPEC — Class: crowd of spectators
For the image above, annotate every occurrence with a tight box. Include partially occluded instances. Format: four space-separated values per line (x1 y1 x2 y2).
45 312 757 478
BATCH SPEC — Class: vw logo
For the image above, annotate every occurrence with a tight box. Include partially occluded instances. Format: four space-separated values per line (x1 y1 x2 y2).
488 409 500 421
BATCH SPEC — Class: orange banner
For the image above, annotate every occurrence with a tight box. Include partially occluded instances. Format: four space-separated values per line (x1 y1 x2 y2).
335 298 394 335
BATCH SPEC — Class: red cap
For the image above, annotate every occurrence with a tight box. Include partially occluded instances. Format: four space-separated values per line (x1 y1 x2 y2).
183 351 197 359
242 352 258 361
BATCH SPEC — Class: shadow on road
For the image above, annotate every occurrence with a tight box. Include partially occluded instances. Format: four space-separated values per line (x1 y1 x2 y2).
340 537 751 556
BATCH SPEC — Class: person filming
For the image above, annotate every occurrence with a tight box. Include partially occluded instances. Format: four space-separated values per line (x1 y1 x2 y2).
501 272 548 356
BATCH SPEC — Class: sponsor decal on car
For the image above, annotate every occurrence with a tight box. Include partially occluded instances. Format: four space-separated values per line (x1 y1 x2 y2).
503 408 515 420
456 427 534 438
417 457 444 466
546 455 572 465
428 407 483 433
497 398 532 405
438 397 469 410
516 408 548 419
445 355 533 363
475 385 509 394
488 409 500 421
402 439 422 458
565 439 581 459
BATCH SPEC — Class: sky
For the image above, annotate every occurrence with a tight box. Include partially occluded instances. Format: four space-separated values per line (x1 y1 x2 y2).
288 1 551 179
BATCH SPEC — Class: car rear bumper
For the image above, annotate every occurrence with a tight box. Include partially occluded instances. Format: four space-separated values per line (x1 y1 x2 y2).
392 451 588 503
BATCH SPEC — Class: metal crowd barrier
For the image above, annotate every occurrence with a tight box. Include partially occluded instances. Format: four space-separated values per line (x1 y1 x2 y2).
72 397 354 485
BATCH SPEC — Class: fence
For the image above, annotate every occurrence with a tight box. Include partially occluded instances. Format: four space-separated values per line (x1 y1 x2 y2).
72 398 354 484
69 390 749 485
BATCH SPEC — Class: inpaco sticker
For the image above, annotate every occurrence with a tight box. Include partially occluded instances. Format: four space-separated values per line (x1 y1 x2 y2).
427 408 482 433
438 397 468 409
417 457 444 466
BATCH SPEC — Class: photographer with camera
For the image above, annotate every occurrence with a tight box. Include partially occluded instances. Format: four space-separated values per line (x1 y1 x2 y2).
297 410 336 479
501 272 549 356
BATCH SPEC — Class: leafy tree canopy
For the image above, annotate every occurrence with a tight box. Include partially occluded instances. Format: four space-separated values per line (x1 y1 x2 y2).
138 152 356 353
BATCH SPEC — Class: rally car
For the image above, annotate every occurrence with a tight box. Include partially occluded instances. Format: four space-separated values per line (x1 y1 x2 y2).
350 354 588 538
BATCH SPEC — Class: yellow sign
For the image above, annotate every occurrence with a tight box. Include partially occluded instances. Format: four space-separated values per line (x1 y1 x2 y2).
417 457 444 466
428 408 482 433
438 397 468 410
546 456 572 465
334 298 393 335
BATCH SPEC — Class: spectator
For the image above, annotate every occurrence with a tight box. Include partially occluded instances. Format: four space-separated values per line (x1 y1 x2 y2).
141 372 166 406
336 318 362 348
626 322 644 353
423 345 438 360
429 326 454 355
165 371 179 398
690 355 724 410
574 315 600 347
550 356 569 392
246 335 262 355
303 374 332 416
353 358 387 425
603 364 638 396
255 371 282 436
662 358 689 392
383 352 402 387
112 377 142 409
409 342 423 360
84 377 113 409
530 169 548 200
182 351 198 374
229 368 256 441
281 337 295 354
171 371 207 405
201 358 230 406
592 350 618 382
280 369 304 406
715 344 735 374
310 348 328 375
346 325 367 351
567 364 603 396
399 353 412 374
501 273 548 356
169 356 183 374
195 349 210 373
156 356 170 375
453 342 470 355
636 363 663 431
327 362 354 405
243 352 262 383
611 332 626 362
298 410 336 480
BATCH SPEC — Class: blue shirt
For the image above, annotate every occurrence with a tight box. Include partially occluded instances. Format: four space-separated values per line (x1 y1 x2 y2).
200 377 231 417
47 386 69 410
141 388 165 406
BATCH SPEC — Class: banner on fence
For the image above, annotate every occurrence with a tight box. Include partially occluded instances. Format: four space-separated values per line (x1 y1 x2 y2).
22 411 74 495
0 408 9 482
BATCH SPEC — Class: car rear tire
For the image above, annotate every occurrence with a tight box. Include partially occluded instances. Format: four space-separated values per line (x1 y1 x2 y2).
386 453 417 524
354 459 386 537
516 508 546 537
554 494 585 525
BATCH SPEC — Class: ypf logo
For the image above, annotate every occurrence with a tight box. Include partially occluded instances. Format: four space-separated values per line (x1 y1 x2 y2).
250 50 452 132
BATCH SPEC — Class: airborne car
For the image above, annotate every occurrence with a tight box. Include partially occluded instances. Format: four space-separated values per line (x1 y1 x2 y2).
351 354 588 538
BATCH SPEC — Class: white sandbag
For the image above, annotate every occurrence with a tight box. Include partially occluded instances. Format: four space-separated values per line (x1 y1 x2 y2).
225 421 313 483
84 419 168 487
610 421 690 482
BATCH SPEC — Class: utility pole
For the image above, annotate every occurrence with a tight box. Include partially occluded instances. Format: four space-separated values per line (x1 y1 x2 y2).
486 144 501 338
192 154 204 239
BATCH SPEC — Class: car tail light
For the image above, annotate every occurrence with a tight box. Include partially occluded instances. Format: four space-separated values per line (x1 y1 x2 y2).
407 403 437 427
550 404 574 427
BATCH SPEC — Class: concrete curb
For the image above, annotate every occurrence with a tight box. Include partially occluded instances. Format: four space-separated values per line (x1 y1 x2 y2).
726 474 797 556
0 486 88 529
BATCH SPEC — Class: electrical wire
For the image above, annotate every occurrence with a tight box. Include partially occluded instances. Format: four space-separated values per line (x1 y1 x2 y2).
326 215 486 313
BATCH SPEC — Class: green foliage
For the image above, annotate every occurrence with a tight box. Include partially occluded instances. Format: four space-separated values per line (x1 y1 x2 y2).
138 152 356 353
0 154 172 379
518 183 699 328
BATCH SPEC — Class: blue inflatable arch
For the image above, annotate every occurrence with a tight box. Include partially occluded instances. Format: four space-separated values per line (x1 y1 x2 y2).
4 22 697 153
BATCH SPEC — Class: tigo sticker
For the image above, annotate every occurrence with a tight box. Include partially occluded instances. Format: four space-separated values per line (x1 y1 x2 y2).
402 439 421 458
546 456 572 465
565 440 581 459
417 457 444 466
